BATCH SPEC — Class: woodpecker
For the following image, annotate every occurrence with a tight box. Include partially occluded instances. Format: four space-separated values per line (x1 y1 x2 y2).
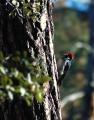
58 52 75 86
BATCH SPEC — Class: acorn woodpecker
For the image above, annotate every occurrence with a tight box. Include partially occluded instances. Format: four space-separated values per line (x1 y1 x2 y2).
58 52 75 85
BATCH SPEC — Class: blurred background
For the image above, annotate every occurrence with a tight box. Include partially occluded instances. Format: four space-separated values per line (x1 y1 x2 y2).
53 0 94 120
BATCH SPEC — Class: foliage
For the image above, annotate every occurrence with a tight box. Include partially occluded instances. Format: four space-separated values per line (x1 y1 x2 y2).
6 0 41 22
0 51 51 106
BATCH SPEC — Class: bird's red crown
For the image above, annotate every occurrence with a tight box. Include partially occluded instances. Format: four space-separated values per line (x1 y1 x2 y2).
64 52 75 60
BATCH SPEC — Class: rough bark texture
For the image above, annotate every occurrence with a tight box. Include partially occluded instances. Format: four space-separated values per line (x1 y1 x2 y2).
0 0 61 120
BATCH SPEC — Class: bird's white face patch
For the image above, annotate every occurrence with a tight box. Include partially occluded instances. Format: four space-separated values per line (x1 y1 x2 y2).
65 59 71 67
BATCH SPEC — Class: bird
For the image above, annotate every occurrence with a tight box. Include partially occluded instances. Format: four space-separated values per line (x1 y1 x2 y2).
58 52 75 86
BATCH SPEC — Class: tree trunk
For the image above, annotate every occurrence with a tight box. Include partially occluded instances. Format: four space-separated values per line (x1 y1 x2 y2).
0 0 61 120
82 3 94 120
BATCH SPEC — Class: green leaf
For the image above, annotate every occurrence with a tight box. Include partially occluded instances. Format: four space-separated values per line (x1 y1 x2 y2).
0 91 6 98
20 87 26 96
0 90 7 103
7 91 13 100
32 75 51 84
24 93 33 106
0 75 12 86
40 75 51 83
35 91 43 103
14 86 21 94
28 83 39 94
0 65 7 74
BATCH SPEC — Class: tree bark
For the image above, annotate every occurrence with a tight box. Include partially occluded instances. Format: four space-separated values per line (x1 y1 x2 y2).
0 0 61 120
82 3 94 120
